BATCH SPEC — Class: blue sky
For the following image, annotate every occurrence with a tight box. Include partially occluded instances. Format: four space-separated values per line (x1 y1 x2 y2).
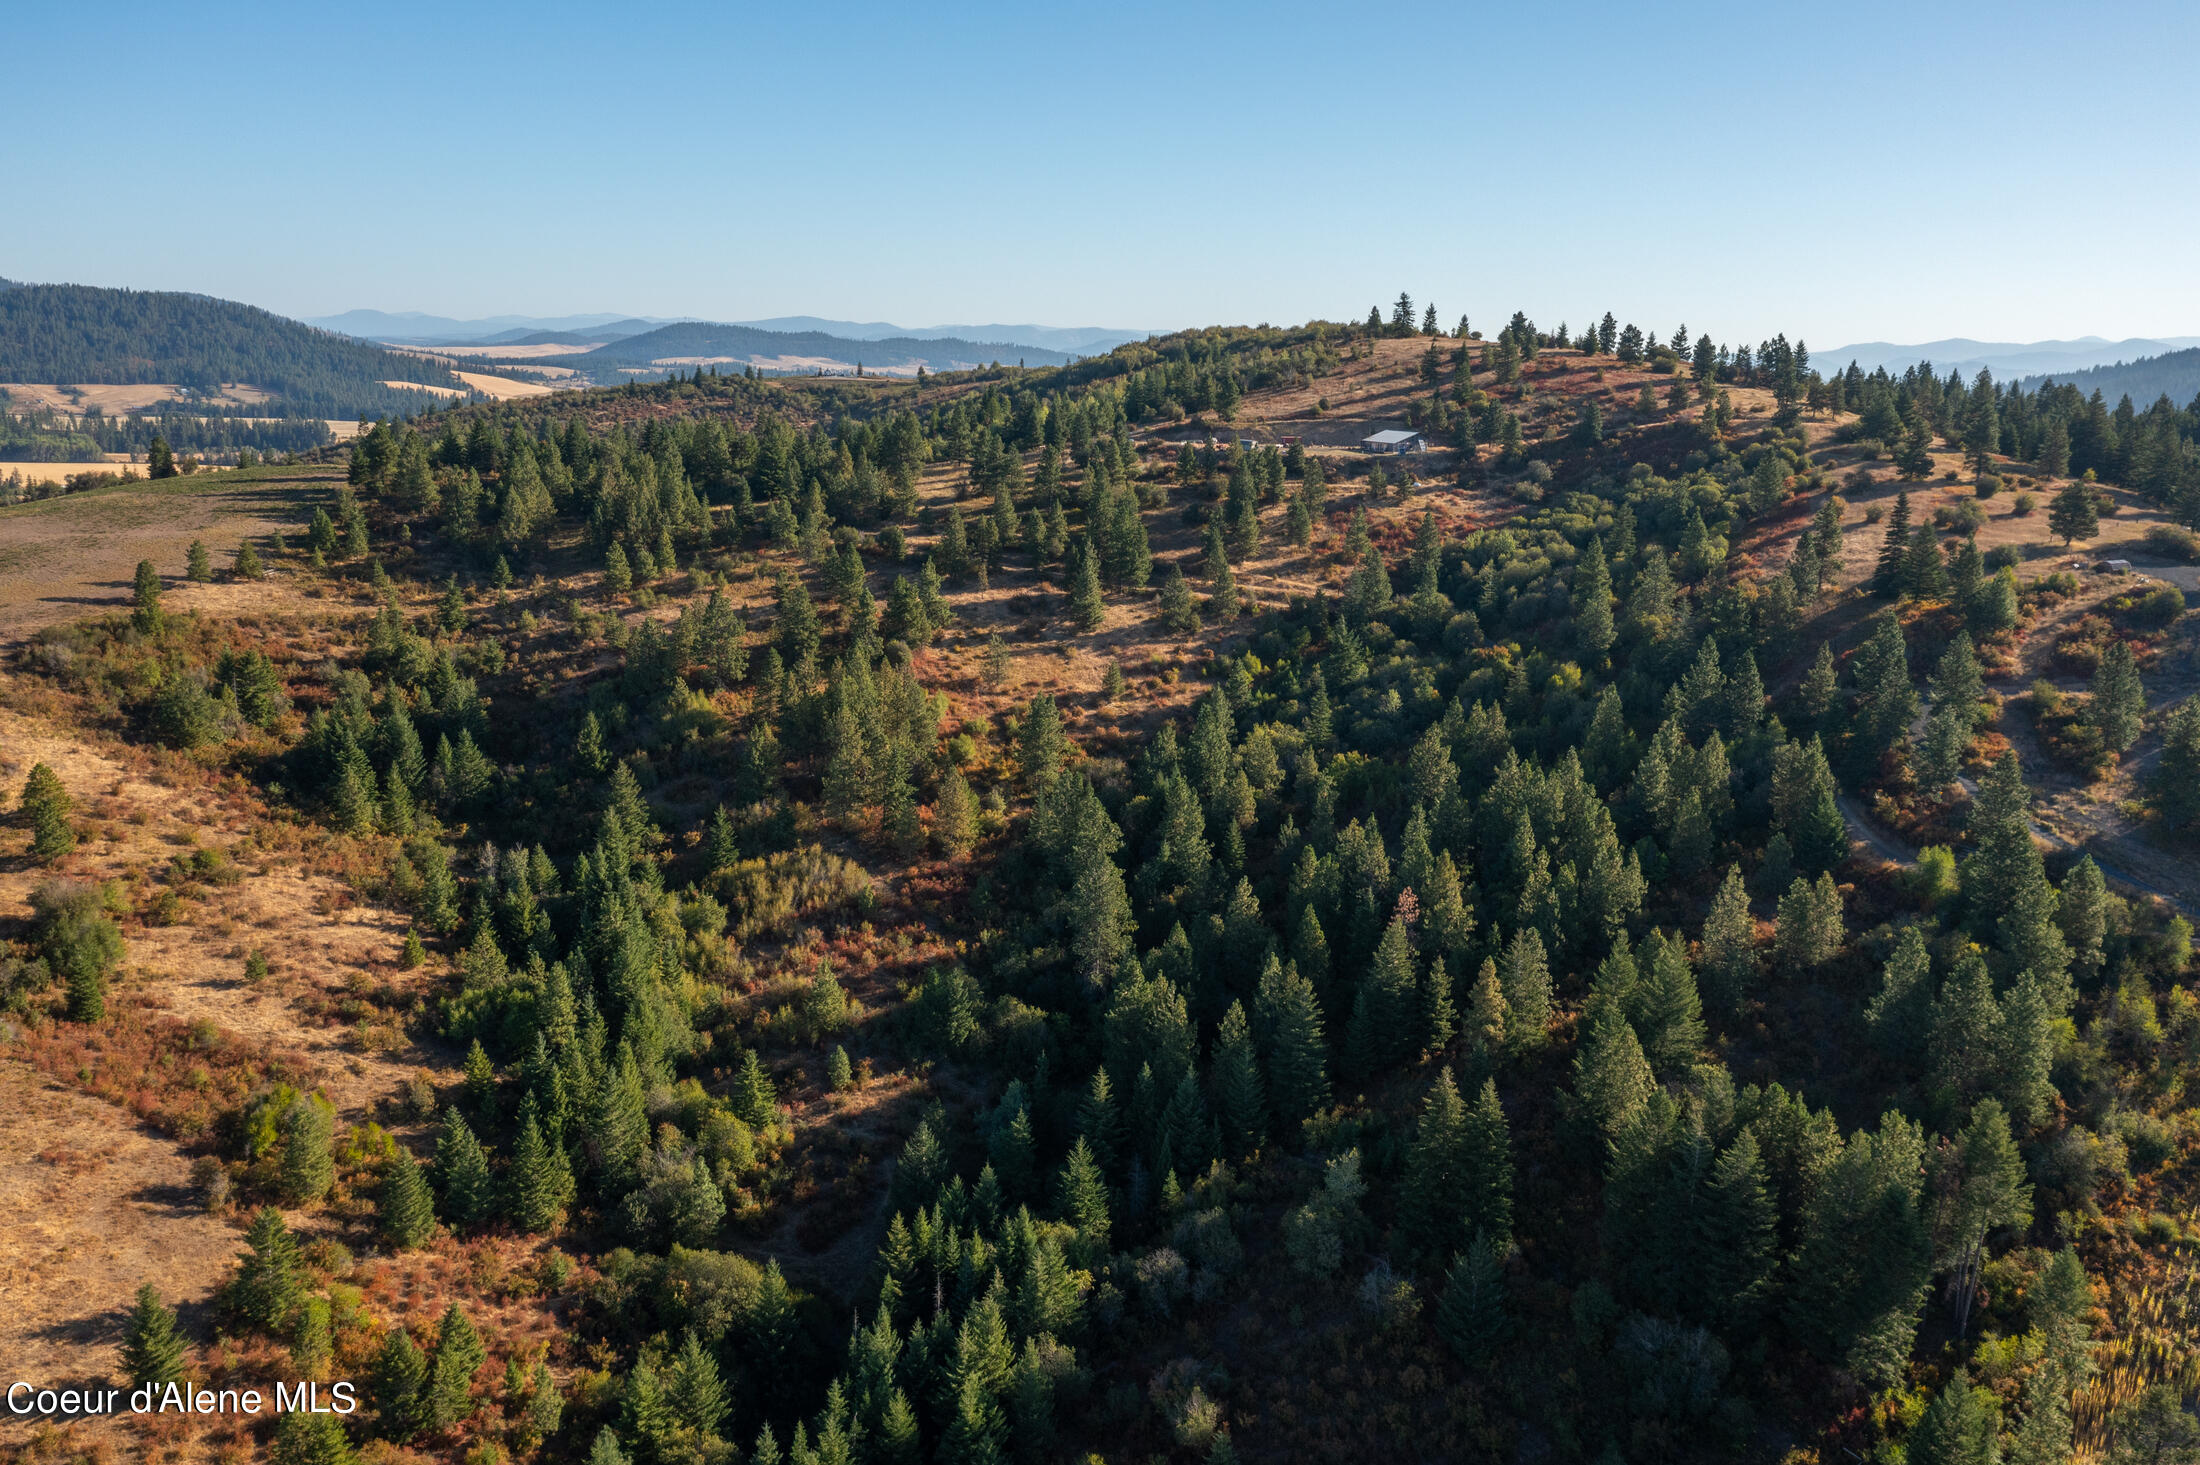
8 0 2197 347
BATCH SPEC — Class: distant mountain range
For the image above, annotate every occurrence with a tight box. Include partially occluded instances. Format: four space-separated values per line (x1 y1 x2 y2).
549 322 1080 376
1817 336 2200 382
301 309 681 345
306 308 1151 358
731 317 1152 355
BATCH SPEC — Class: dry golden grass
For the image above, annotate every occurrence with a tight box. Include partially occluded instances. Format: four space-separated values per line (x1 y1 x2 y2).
0 467 344 642
0 1064 247 1424
452 370 556 399
0 458 142 485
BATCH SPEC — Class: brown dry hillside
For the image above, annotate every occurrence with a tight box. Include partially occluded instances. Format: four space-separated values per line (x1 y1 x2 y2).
0 537 471 1424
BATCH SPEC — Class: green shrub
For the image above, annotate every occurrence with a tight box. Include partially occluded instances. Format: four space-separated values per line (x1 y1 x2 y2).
2145 524 2198 561
31 881 124 1021
2127 585 2186 628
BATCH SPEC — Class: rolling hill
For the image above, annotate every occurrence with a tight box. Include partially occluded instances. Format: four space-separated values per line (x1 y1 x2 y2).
0 283 468 418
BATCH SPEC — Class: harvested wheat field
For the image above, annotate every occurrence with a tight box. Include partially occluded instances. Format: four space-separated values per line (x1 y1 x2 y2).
0 456 141 485
453 369 558 398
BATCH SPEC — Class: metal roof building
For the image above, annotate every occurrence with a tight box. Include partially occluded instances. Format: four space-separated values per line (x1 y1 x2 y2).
1362 429 1425 454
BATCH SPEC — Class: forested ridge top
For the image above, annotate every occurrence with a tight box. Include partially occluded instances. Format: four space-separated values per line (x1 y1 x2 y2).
0 282 465 419
2019 349 2200 418
11 300 2200 1465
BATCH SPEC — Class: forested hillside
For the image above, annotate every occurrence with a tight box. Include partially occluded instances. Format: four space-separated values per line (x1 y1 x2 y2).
0 282 465 417
12 306 2200 1465
2020 350 2200 419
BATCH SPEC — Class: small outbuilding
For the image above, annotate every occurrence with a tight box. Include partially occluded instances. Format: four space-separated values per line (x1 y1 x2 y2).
1362 428 1425 455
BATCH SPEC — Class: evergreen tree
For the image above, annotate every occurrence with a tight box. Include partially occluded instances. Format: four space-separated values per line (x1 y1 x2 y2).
2154 700 2200 829
1203 522 1236 610
1055 1136 1111 1244
1865 925 1934 1063
1211 1001 1267 1158
1930 951 2004 1106
379 1144 435 1249
1574 537 1615 659
1698 865 1757 1016
729 1047 777 1128
1435 1232 1509 1362
1633 929 1707 1075
232 1207 302 1332
1347 915 1420 1074
1796 642 1840 730
1499 928 1552 1053
1076 1067 1122 1171
279 1095 335 1205
371 1328 427 1441
1785 1115 1933 1385
1257 958 1329 1133
1568 999 1654 1144
436 1107 494 1227
21 762 76 862
1873 492 1911 593
270 1410 355 1465
1937 1099 2032 1335
1964 752 2071 1003
1067 537 1106 629
2006 1369 2072 1465
1459 1077 1514 1246
2047 482 2098 546
667 1331 730 1438
935 762 977 857
121 1283 186 1387
1019 694 1066 795
1850 612 1918 761
1158 562 1201 634
2089 637 2145 755
1700 1132 1778 1335
2057 856 2109 987
1398 1068 1468 1260
132 558 164 633
1905 1368 2000 1465
426 1303 485 1429
508 1109 570 1232
1774 873 1843 973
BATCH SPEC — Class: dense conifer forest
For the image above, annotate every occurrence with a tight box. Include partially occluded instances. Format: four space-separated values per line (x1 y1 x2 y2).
12 309 2200 1465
